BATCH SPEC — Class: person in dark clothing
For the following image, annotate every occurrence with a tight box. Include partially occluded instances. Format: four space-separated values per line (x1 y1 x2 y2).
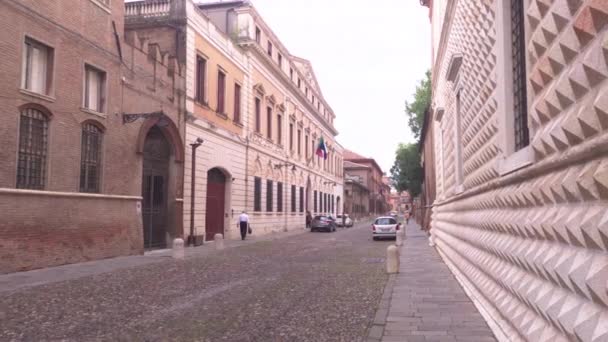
237 211 250 240
306 211 312 228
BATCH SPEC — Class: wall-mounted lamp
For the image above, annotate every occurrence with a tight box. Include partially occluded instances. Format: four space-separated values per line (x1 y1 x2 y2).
274 162 296 172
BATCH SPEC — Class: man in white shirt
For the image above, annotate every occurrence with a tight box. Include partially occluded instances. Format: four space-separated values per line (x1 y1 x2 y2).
237 211 250 240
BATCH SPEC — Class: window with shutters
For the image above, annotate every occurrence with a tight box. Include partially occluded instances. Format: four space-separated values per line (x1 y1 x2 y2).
299 187 304 212
83 65 106 113
297 129 301 156
254 177 262 211
277 114 282 145
319 192 323 212
289 68 293 80
277 182 283 212
217 70 226 114
267 41 273 57
291 185 296 212
266 180 273 212
314 190 317 212
255 27 261 43
266 106 272 140
234 83 241 123
196 56 207 104
22 37 54 96
511 0 529 151
17 106 49 189
305 135 309 157
80 123 103 193
255 98 261 133
289 123 294 151
278 53 282 68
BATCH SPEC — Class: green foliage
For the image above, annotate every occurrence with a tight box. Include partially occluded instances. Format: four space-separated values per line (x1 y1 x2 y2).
390 143 423 197
405 70 431 140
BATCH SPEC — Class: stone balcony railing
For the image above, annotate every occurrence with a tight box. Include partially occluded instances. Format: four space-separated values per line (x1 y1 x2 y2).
125 0 171 18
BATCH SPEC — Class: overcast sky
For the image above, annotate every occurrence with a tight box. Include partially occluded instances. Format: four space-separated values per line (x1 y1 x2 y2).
250 0 432 173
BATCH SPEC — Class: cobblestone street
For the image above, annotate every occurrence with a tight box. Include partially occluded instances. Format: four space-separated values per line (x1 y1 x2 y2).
1 220 394 342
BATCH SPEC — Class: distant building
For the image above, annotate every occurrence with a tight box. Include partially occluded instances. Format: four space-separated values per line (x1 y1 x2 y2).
343 149 388 214
343 161 370 219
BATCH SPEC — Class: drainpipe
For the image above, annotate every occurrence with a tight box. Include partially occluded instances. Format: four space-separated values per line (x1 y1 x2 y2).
189 138 203 246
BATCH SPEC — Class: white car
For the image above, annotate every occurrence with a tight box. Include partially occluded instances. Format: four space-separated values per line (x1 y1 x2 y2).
336 214 353 227
372 216 401 240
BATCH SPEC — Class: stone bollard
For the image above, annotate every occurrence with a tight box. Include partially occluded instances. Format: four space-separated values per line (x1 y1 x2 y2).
172 238 185 260
214 233 224 250
386 245 399 274
396 229 405 246
429 234 436 247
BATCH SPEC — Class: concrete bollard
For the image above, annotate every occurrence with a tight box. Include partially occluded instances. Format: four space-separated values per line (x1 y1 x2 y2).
386 245 399 274
172 238 185 260
214 233 224 250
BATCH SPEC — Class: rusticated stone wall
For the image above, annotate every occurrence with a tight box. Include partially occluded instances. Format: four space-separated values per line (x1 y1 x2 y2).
430 0 608 341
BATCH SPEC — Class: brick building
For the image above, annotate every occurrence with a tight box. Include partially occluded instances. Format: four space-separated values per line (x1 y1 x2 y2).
343 149 388 215
424 0 608 340
0 0 186 273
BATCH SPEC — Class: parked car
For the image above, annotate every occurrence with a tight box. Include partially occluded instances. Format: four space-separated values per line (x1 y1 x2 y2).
311 215 337 232
372 216 400 240
389 211 398 218
336 214 353 227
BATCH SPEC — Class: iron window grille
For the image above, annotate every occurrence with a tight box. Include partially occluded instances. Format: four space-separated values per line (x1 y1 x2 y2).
299 187 304 213
291 185 296 212
277 182 283 212
80 123 103 193
254 177 262 211
266 180 273 212
17 107 48 189
511 0 529 150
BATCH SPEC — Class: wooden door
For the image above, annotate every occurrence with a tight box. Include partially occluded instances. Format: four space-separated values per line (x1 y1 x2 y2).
205 168 226 241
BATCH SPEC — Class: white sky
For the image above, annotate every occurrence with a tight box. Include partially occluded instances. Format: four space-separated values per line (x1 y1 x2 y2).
250 0 432 173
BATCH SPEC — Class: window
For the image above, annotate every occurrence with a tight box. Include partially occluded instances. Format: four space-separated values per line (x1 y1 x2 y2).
291 185 296 212
22 37 54 96
266 106 272 140
255 27 261 43
267 41 273 57
297 129 301 155
17 106 49 189
297 78 301 88
266 180 273 212
80 123 103 193
84 65 106 113
511 0 529 150
314 190 318 212
305 135 309 157
277 114 282 145
320 192 324 212
234 83 241 123
278 53 282 68
255 98 261 133
196 56 206 103
289 123 294 151
299 187 304 212
312 95 315 104
305 87 308 96
277 182 283 212
217 70 226 114
289 68 293 80
455 91 464 188
254 177 262 211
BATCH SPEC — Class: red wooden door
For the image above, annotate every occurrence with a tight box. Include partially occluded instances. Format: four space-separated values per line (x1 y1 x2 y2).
205 168 226 241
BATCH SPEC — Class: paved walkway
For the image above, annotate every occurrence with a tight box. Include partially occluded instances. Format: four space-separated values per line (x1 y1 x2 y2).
368 221 497 342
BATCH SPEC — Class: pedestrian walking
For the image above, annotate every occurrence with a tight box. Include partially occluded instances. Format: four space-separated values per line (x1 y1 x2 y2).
306 211 312 228
237 211 250 240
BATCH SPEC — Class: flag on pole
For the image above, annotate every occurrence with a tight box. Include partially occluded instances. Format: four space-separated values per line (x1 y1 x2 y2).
316 136 328 160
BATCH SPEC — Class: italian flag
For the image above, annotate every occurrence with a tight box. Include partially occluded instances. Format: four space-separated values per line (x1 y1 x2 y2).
316 136 328 160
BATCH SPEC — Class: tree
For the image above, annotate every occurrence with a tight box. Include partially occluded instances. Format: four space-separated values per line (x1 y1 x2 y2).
405 70 431 140
390 143 423 197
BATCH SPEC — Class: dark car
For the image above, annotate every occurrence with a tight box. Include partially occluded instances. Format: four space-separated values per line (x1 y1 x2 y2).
311 215 336 232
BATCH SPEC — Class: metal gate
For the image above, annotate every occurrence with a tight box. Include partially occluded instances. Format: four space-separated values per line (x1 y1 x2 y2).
142 127 170 249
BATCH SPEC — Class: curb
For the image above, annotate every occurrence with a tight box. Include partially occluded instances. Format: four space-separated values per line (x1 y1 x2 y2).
365 273 396 342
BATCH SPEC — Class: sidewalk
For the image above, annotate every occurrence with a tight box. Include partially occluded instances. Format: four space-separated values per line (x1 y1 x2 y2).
0 227 308 294
368 221 497 342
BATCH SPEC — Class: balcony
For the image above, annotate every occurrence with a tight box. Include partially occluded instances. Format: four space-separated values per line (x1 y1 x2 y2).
125 0 171 19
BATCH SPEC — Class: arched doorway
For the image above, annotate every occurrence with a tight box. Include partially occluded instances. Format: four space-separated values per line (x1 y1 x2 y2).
306 177 312 212
205 168 227 241
336 196 341 215
142 126 171 249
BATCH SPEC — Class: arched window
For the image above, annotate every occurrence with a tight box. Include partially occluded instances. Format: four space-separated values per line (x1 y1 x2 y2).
80 123 103 193
17 107 49 189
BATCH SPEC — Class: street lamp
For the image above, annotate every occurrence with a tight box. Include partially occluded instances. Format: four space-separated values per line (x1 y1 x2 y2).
188 137 203 247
